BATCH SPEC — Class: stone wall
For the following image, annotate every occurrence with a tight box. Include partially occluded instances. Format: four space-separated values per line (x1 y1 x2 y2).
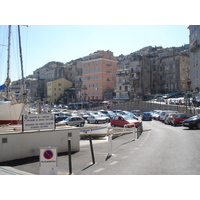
91 101 198 117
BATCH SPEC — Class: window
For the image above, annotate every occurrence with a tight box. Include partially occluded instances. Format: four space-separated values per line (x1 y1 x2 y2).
58 83 62 86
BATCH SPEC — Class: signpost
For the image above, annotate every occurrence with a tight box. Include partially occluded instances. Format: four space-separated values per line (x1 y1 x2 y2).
39 147 58 175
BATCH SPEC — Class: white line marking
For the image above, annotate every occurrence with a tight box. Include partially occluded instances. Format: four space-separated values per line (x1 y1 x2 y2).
110 161 119 165
93 168 105 173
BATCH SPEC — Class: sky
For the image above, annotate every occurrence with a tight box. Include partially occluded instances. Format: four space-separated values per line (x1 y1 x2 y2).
0 25 189 83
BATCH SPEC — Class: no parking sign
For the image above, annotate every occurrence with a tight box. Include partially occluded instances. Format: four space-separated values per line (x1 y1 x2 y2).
39 147 58 175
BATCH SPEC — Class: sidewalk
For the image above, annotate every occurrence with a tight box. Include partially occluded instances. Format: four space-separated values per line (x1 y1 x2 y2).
0 166 33 175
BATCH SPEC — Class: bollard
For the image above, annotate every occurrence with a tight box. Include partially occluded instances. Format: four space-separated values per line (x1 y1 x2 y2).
108 132 113 158
133 126 137 141
89 135 95 164
68 139 72 175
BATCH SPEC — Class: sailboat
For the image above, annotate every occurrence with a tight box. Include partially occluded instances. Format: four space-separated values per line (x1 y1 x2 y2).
0 25 29 125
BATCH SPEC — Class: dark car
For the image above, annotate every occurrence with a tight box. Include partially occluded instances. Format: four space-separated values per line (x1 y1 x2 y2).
142 112 152 121
183 114 200 129
170 113 188 126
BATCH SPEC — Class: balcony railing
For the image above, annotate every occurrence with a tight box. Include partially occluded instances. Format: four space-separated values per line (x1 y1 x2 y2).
130 77 139 80
116 72 129 76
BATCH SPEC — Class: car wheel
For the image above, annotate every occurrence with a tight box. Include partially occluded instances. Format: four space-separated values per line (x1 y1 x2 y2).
80 122 84 127
111 124 115 127
196 122 200 129
189 124 194 129
87 120 90 124
95 120 98 124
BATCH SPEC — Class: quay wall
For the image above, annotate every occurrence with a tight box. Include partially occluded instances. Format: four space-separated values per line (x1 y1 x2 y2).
0 127 80 162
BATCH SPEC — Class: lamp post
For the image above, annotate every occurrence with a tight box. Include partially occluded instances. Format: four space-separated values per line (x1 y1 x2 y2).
186 79 192 112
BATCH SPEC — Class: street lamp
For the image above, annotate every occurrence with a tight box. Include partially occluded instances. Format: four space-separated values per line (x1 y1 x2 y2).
186 79 192 111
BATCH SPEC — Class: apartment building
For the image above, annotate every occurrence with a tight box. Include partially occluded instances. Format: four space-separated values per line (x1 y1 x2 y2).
81 50 118 101
156 53 190 93
115 68 130 101
188 25 200 92
64 59 82 102
47 78 72 103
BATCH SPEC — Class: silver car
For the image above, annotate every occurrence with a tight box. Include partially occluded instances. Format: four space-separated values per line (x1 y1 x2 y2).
58 116 85 127
87 115 108 124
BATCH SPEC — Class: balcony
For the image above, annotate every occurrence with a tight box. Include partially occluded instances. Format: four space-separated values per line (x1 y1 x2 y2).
122 81 130 85
130 76 139 80
116 72 129 76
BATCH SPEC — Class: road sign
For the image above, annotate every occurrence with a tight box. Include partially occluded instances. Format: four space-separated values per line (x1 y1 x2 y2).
43 149 54 159
39 147 58 175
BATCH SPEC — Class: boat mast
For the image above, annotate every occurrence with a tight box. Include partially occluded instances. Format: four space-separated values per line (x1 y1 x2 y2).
5 25 11 97
18 25 25 93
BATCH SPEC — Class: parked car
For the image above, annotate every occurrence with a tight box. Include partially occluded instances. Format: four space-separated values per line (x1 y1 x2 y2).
57 116 85 127
183 114 200 129
98 110 115 119
120 111 138 120
142 112 152 121
164 113 176 125
131 110 140 116
112 110 122 115
55 113 71 123
170 113 188 126
110 115 141 128
153 110 162 120
159 110 177 122
87 114 108 124
98 114 110 122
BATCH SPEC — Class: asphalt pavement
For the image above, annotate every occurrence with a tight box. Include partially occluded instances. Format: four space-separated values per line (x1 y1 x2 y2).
1 119 200 175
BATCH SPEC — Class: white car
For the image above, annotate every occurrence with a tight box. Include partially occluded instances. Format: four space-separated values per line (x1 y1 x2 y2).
87 114 108 124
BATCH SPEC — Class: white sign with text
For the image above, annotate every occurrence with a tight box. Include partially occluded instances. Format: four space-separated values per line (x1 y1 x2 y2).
22 114 55 131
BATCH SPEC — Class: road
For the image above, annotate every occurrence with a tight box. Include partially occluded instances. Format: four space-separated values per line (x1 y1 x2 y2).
7 120 200 175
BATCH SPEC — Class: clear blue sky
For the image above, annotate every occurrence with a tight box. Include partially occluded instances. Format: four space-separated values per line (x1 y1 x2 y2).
0 25 189 83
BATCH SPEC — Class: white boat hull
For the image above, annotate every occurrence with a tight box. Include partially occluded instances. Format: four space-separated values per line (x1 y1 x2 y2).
0 101 28 125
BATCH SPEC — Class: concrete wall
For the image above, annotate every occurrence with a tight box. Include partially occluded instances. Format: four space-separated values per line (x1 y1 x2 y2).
0 127 80 162
92 100 197 117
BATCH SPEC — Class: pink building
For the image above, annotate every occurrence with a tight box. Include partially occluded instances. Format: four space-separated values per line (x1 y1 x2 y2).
81 50 118 102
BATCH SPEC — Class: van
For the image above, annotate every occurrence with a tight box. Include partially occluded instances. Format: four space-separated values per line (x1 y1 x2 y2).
160 110 177 122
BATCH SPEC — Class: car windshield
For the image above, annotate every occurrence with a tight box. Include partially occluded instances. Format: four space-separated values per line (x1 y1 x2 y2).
123 115 134 120
64 117 70 121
